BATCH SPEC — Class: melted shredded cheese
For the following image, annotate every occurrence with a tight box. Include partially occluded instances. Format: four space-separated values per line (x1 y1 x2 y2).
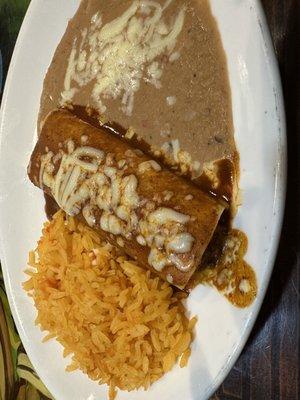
40 141 194 274
61 0 185 115
159 139 202 177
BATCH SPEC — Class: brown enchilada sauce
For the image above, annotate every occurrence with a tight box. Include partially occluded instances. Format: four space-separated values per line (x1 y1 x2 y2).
188 228 257 308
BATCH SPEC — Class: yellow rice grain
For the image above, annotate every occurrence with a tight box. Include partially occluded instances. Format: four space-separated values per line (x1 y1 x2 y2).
162 351 176 372
180 348 192 368
188 316 198 330
24 211 197 397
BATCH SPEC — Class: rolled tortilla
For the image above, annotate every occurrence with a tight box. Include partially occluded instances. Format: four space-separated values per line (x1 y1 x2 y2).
28 109 225 289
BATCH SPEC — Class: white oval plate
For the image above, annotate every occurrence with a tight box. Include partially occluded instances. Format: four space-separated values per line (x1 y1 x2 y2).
0 1 286 399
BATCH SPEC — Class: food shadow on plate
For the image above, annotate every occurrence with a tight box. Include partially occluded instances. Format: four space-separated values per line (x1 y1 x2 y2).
189 346 214 400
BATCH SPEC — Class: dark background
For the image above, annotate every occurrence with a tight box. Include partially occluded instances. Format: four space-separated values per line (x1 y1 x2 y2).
0 1 299 399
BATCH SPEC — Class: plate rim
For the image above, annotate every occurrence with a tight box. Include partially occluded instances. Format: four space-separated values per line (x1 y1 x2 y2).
203 0 287 397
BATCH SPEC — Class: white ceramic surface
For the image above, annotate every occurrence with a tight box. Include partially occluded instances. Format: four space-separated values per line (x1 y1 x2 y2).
0 1 286 399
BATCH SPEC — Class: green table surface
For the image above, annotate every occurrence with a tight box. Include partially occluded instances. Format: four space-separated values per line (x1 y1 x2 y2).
0 1 299 400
